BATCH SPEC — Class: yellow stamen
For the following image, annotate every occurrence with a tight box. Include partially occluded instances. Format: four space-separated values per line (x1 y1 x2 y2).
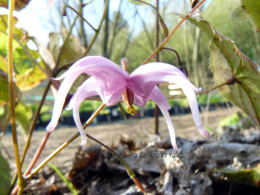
126 106 135 115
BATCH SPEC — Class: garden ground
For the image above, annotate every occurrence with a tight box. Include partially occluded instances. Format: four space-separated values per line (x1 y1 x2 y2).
2 106 238 172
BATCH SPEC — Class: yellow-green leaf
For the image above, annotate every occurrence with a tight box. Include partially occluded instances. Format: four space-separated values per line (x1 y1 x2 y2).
215 164 260 187
15 102 33 135
0 70 21 106
241 0 260 32
0 151 11 195
187 17 260 126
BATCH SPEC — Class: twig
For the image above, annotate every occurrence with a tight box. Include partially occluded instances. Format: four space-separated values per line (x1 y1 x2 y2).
25 103 106 180
55 15 79 70
154 0 160 135
57 0 110 71
10 81 52 194
64 4 97 32
142 0 206 64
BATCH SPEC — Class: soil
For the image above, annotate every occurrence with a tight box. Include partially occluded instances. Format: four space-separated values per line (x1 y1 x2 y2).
2 107 238 173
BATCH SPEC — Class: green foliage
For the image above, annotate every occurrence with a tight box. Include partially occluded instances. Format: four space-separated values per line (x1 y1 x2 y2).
79 100 103 112
0 105 10 132
219 113 241 127
203 0 258 62
0 151 11 195
48 26 86 68
241 0 260 32
187 17 260 126
0 68 21 106
215 164 260 187
15 102 33 135
0 15 47 91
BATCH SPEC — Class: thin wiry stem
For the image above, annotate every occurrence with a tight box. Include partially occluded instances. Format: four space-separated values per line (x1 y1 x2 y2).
55 15 79 70
64 4 97 32
9 81 52 193
25 103 106 180
7 0 26 193
59 0 110 70
154 0 160 135
82 0 110 56
142 0 206 64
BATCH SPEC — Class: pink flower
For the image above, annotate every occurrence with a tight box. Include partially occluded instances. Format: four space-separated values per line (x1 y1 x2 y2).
46 56 209 151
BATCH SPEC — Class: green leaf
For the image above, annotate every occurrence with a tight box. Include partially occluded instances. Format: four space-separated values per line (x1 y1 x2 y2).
0 31 47 91
187 17 260 126
31 37 56 70
59 26 86 67
0 56 7 73
0 70 21 106
15 103 33 135
241 0 260 32
0 105 10 133
215 164 260 187
47 32 60 66
0 151 11 195
48 163 77 195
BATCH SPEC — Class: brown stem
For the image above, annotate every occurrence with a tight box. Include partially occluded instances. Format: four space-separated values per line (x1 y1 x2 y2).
142 0 206 64
64 4 97 32
55 15 78 70
154 0 160 135
25 103 106 180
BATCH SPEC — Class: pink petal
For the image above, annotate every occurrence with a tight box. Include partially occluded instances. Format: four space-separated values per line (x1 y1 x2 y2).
68 77 123 146
47 56 128 132
68 78 100 146
129 62 197 99
148 86 178 151
169 76 210 137
47 0 55 10
56 56 128 94
46 67 89 132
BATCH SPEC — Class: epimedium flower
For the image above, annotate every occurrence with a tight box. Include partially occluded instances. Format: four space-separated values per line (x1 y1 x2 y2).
46 56 209 151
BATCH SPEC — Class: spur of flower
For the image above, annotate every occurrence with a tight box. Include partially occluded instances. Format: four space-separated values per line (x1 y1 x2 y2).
46 56 209 151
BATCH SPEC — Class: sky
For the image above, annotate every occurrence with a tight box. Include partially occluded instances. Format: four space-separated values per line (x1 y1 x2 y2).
0 0 146 47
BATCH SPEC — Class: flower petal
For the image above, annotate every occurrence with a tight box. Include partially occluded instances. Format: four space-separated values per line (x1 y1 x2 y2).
69 78 100 146
129 62 198 99
169 77 210 137
148 86 178 151
46 67 88 132
56 56 129 94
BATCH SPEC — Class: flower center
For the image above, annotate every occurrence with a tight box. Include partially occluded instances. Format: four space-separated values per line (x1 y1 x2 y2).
121 58 135 115
122 87 135 115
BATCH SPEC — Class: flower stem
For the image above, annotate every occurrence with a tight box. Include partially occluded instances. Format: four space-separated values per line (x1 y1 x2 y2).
10 81 52 194
25 103 106 180
7 0 26 191
142 0 206 64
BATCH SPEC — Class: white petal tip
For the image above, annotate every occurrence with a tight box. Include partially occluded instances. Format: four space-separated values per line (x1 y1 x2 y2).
199 127 210 137
46 123 56 132
195 87 202 92
80 138 87 147
173 144 178 152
